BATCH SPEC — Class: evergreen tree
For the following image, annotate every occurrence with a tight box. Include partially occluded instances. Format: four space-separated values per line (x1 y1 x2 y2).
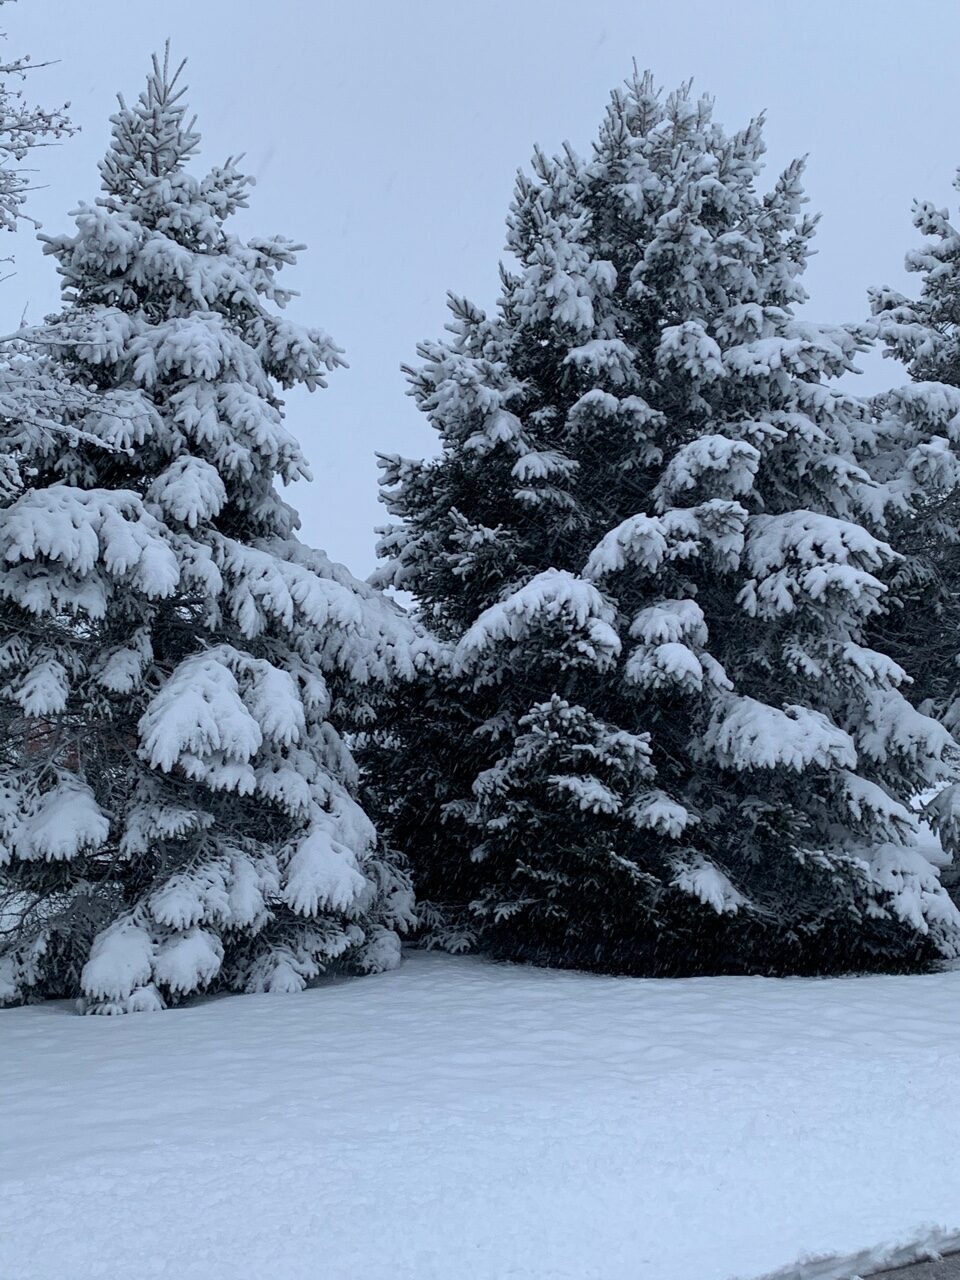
368 72 960 975
868 181 960 732
867 170 960 878
0 49 418 1012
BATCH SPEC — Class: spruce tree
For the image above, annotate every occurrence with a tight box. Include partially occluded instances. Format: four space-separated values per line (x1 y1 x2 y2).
0 50 416 1011
867 170 960 876
868 182 960 731
369 72 960 975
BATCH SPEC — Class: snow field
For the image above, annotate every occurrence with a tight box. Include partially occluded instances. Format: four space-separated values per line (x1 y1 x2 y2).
2 950 960 1280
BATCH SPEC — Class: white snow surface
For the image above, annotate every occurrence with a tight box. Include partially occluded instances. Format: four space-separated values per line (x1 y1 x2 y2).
2 949 960 1280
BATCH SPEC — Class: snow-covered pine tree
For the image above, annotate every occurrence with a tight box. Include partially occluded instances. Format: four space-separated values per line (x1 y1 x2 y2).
368 71 960 975
0 48 419 1012
867 180 960 733
866 171 960 879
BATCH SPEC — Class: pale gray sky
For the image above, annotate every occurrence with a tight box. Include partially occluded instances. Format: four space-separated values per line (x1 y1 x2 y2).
2 0 956 574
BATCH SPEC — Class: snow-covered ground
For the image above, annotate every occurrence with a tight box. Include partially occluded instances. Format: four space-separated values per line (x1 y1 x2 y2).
2 950 960 1280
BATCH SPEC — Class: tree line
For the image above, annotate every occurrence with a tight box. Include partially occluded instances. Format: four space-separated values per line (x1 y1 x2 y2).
3 39 960 1011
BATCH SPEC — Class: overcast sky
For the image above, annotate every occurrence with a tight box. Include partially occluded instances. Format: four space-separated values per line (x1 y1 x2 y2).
2 0 957 574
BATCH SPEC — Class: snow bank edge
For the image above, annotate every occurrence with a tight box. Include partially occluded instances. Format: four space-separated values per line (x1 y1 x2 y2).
734 1226 960 1280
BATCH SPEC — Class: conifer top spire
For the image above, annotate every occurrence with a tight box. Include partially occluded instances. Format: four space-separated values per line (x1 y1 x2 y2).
100 43 200 197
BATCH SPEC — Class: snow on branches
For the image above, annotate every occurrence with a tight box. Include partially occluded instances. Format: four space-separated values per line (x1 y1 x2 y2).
0 51 421 1011
368 69 960 973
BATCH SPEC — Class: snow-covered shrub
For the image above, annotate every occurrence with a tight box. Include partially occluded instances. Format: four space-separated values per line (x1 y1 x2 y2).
0 49 423 1011
366 71 960 975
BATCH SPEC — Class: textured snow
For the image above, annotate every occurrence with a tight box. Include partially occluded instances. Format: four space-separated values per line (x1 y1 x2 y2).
670 854 748 914
10 780 109 862
629 598 707 645
583 501 748 580
3 950 960 1280
138 652 264 773
655 433 761 504
454 569 621 675
281 827 367 916
708 697 857 772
